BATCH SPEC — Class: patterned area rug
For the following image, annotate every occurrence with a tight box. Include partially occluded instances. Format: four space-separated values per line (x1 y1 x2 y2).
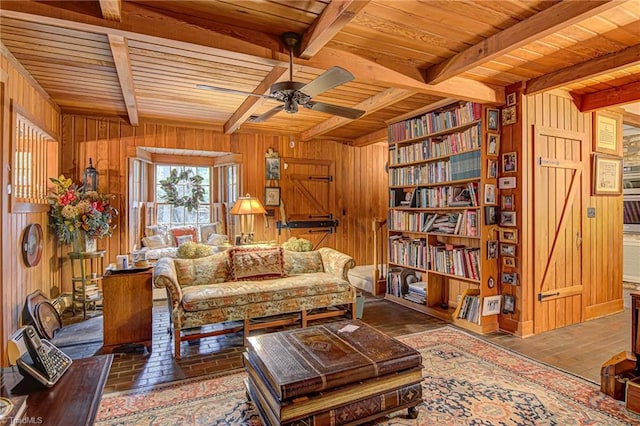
95 326 639 425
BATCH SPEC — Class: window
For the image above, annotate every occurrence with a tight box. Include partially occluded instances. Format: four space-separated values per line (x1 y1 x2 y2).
10 113 57 212
155 165 211 227
219 163 239 204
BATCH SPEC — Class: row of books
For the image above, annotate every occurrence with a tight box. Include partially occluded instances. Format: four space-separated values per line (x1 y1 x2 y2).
428 243 481 280
389 151 480 186
75 283 101 302
389 123 481 165
390 182 479 209
388 237 428 269
457 294 481 324
388 210 478 237
388 102 482 142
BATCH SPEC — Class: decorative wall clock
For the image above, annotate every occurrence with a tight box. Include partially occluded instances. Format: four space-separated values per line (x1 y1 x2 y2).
22 223 43 267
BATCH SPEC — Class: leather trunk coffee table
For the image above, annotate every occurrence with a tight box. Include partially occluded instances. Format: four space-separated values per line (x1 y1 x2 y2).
243 320 423 425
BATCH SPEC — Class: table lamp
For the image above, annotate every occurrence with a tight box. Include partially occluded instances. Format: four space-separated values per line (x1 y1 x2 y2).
230 193 267 244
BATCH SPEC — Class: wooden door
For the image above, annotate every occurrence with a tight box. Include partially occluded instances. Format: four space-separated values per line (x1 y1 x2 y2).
280 157 336 247
533 125 587 334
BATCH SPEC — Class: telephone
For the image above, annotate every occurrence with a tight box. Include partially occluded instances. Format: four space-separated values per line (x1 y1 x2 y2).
7 325 72 387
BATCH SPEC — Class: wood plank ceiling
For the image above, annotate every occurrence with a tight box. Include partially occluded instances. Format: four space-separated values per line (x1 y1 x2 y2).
1 0 639 144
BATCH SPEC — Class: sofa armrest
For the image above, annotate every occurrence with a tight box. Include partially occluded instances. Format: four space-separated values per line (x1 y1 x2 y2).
318 247 355 281
153 257 182 311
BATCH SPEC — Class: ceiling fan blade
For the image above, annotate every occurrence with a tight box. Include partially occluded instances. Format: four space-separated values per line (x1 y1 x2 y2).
196 84 272 99
306 101 365 119
249 105 284 123
299 66 355 98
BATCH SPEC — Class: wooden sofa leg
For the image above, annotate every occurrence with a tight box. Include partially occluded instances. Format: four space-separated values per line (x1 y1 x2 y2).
174 328 182 360
301 310 308 328
351 302 357 320
243 318 250 347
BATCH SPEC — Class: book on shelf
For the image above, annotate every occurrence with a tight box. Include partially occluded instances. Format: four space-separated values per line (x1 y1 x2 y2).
243 352 422 424
244 322 422 401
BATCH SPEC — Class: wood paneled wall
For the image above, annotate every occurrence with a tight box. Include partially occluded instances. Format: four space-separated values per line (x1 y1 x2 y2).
60 117 389 291
500 87 623 337
1 49 61 366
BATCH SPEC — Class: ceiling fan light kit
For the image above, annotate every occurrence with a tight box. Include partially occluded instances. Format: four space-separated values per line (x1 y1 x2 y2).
198 32 365 122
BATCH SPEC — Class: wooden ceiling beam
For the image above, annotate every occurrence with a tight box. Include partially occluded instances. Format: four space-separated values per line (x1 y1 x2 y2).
422 0 622 85
624 111 640 127
525 44 640 95
98 0 121 22
0 1 502 104
571 81 640 112
298 0 370 59
223 66 288 134
301 88 413 141
107 34 139 126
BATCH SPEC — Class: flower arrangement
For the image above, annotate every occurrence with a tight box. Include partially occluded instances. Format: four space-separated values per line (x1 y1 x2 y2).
47 175 118 245
281 237 313 252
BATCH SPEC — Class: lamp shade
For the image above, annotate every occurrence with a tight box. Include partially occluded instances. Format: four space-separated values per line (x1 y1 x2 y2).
230 194 267 216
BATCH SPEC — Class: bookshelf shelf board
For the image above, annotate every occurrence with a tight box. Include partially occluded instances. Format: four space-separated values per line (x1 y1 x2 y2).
428 270 481 284
388 262 428 273
384 294 454 321
389 206 480 212
389 147 482 169
388 229 481 239
428 232 481 239
389 177 480 190
451 317 485 334
391 119 481 146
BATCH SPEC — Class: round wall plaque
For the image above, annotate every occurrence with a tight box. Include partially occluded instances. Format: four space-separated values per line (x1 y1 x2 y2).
22 223 43 267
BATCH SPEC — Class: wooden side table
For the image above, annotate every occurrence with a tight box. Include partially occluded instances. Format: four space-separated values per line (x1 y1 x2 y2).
1 355 112 426
102 268 153 353
68 250 105 319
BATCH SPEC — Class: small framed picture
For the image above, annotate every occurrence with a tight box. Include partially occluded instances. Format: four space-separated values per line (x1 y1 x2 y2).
487 109 499 131
500 243 516 257
264 186 281 206
502 152 517 173
498 177 516 189
487 158 498 179
484 183 496 205
488 275 496 288
502 272 519 286
503 256 516 268
484 206 498 225
500 211 516 227
487 240 498 259
506 92 516 106
503 295 515 314
266 157 281 180
499 229 518 243
501 194 514 210
592 154 622 195
502 106 516 125
482 295 502 316
487 133 500 156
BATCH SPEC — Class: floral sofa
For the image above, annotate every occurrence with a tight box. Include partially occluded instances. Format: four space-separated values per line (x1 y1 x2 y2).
153 245 356 358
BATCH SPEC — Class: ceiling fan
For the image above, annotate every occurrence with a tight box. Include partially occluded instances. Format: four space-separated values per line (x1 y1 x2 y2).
197 32 365 123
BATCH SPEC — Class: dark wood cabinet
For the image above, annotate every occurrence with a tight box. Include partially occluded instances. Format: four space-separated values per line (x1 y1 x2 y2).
102 269 153 353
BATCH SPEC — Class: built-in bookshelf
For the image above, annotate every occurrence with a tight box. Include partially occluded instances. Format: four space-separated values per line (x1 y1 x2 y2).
385 101 499 334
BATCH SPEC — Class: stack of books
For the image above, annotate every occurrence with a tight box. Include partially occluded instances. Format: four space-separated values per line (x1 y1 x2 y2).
404 281 427 304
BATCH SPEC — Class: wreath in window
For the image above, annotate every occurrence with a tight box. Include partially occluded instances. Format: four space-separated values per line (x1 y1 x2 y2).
159 169 204 212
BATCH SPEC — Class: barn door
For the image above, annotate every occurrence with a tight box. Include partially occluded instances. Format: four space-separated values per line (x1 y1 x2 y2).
533 125 586 334
280 157 335 247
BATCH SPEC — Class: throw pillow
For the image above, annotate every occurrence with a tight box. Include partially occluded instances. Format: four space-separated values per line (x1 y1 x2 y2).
141 235 168 249
206 233 229 246
174 252 229 286
176 234 193 246
229 246 285 281
170 226 198 246
144 225 169 245
199 222 222 243
283 250 324 275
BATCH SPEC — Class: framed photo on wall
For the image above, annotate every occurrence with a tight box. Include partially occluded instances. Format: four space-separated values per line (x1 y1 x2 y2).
593 154 622 195
266 157 281 180
487 133 500 156
593 111 621 156
487 109 499 131
264 186 281 206
503 295 515 314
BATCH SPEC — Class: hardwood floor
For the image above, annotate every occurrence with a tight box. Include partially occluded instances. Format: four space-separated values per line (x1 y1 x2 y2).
64 294 631 393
